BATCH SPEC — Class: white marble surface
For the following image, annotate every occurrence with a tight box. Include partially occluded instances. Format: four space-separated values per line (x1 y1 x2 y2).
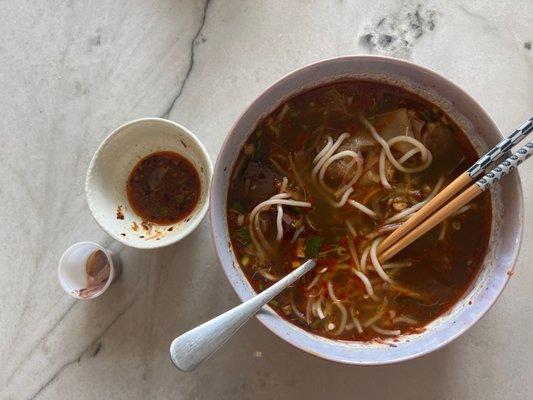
1 1 532 399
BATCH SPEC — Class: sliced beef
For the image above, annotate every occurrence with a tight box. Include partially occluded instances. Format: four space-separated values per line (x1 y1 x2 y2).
422 122 463 175
241 161 281 205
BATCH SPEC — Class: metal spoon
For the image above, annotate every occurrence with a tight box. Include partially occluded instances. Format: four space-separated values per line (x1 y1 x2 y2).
169 259 316 372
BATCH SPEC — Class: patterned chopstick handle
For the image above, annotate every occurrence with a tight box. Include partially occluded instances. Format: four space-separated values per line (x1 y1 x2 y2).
467 117 533 178
476 142 533 191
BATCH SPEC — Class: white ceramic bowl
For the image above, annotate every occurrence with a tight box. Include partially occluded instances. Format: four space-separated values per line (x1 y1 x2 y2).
210 56 524 365
86 118 212 249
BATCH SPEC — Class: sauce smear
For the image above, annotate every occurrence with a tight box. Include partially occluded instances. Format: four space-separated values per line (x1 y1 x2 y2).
127 151 200 224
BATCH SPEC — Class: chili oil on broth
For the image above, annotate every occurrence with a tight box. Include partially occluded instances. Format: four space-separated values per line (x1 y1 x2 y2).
227 80 491 341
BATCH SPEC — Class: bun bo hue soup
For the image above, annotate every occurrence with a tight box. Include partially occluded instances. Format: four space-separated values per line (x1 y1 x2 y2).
227 81 491 341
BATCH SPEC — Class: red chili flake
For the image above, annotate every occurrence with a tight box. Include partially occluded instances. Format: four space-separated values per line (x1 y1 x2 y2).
325 258 336 267
317 258 328 268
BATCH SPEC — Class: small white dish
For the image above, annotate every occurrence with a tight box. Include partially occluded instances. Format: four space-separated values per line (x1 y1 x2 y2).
58 241 121 299
86 118 212 249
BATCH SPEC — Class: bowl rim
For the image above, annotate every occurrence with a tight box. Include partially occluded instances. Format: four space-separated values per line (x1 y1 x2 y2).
86 117 213 250
210 55 524 364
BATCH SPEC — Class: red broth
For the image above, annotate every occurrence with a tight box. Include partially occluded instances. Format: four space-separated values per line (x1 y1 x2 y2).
127 151 200 224
227 80 491 341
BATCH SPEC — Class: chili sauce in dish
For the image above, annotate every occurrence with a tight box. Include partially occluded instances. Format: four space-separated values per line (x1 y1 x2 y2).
127 151 200 224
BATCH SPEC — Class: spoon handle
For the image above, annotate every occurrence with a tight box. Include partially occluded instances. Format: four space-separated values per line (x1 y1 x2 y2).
169 259 316 372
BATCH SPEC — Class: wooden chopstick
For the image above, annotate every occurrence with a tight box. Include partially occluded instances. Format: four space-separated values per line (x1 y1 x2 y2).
378 141 533 264
377 116 533 255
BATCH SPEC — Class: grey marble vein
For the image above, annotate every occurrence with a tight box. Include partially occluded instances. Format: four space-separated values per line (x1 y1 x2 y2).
161 0 211 119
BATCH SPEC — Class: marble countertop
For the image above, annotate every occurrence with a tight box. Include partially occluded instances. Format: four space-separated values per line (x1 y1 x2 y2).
1 1 532 399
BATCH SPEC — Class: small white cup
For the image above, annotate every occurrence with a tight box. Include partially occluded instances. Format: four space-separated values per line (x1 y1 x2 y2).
58 241 122 299
85 118 213 249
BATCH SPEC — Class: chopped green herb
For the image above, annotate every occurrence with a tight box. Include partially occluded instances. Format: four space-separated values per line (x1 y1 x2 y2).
241 254 250 267
309 319 322 329
419 109 440 122
230 202 245 214
235 227 251 246
305 236 324 258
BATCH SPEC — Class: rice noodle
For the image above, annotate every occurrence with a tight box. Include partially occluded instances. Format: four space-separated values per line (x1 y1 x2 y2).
370 237 394 283
359 245 370 273
352 268 379 301
332 302 348 336
312 132 350 179
327 282 347 335
363 306 386 328
334 152 363 196
348 200 378 219
275 205 283 241
345 220 357 237
385 136 432 173
313 136 333 164
312 133 366 212
393 316 418 325
360 113 432 173
384 176 445 224
290 297 306 322
379 137 432 189
249 220 275 257
288 154 307 195
313 133 365 204
291 225 305 244
371 324 401 336
438 220 448 241
249 194 290 222
366 222 402 240
367 260 412 271
327 281 339 302
350 308 364 334
280 176 288 192
352 317 363 334
305 274 320 291
347 236 360 269
275 177 289 241
453 204 473 216
379 149 392 189
249 196 311 248
319 150 360 183
360 112 433 190
331 188 354 208
258 269 280 281
399 147 422 163
315 298 325 319
381 262 412 270
305 298 313 324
